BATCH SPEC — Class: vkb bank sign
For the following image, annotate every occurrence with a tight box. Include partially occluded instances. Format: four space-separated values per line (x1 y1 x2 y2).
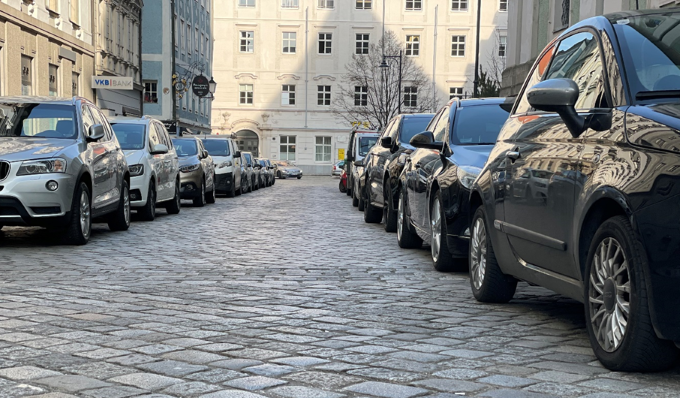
92 76 134 90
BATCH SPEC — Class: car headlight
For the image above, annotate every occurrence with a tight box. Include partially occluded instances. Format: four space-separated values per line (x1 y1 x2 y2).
457 165 482 189
217 161 233 169
17 158 67 176
180 164 201 173
128 164 144 176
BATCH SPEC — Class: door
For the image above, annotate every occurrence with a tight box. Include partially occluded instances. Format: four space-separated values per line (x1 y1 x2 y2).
198 140 214 189
86 106 117 208
370 117 399 206
232 140 242 189
155 123 174 200
503 30 608 279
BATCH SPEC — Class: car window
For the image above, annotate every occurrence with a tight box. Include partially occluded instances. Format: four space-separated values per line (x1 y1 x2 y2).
202 139 230 156
111 123 146 150
543 31 608 109
81 105 95 137
148 123 161 147
172 138 198 157
155 123 169 147
451 104 510 145
401 116 434 143
0 104 77 139
88 106 111 141
515 44 556 114
425 107 445 132
431 106 450 142
381 119 396 139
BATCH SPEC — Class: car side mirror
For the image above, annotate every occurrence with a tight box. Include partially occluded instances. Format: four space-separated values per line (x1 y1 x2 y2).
234 151 241 157
380 136 393 149
527 78 586 137
150 144 168 155
202 150 209 159
353 160 363 167
410 131 444 150
87 124 105 142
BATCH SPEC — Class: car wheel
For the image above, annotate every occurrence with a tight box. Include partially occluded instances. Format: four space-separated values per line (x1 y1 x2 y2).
166 181 181 215
193 179 206 207
383 180 398 233
469 206 517 302
63 182 91 245
430 191 463 271
352 189 359 207
272 176 275 185
297 176 302 179
357 188 365 212
584 216 679 372
206 176 216 204
363 193 382 224
227 178 236 197
397 188 422 249
108 180 131 231
138 181 156 221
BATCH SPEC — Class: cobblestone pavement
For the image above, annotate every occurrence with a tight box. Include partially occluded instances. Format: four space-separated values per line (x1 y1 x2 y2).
0 176 678 398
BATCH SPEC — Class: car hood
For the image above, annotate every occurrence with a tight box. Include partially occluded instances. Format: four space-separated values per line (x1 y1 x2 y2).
626 104 680 154
0 137 77 161
451 144 496 169
178 155 200 166
124 150 146 165
281 167 301 172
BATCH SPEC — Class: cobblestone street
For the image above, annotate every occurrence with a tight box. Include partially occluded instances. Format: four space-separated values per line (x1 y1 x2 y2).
0 176 678 398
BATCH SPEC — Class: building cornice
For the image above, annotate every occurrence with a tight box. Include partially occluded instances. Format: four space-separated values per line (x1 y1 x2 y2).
277 74 300 80
313 75 336 81
235 73 258 79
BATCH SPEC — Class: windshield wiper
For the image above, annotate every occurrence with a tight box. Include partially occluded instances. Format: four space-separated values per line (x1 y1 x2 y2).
635 90 680 100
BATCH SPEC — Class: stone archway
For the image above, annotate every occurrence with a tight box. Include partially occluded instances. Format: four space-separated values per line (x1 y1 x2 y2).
235 130 260 157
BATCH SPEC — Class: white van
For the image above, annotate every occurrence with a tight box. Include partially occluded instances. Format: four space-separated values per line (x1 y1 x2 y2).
201 135 243 197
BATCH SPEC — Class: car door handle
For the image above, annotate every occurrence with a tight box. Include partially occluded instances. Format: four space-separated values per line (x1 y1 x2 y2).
506 151 521 161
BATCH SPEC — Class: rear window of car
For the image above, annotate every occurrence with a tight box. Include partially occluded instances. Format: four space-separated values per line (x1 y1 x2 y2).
451 104 510 145
111 124 146 150
202 139 230 156
400 116 433 143
0 104 77 139
172 138 198 157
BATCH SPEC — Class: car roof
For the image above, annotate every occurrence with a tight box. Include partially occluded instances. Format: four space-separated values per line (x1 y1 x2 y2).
456 97 508 107
605 8 680 21
108 116 156 125
402 113 435 119
200 135 232 140
0 96 85 106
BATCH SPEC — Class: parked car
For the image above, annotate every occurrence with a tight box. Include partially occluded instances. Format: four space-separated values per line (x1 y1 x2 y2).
265 159 276 186
172 136 216 206
339 169 348 193
202 135 243 197
397 98 510 271
346 129 380 200
332 160 345 176
352 158 367 211
469 10 680 371
274 160 302 179
255 158 268 187
110 116 180 221
363 113 434 231
242 152 260 190
259 158 275 186
0 97 130 244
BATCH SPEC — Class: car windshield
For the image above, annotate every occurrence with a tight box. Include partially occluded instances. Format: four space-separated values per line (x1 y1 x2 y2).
400 117 433 143
243 154 252 164
451 104 510 145
111 124 146 150
202 139 230 156
613 13 680 99
275 161 293 167
0 104 77 139
172 139 198 157
358 136 378 156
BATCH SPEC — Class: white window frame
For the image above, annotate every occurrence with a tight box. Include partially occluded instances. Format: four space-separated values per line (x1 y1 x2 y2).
280 135 296 160
499 35 507 57
451 0 468 11
405 35 420 57
451 35 466 57
405 0 422 11
48 64 59 97
282 0 299 8
404 86 418 107
449 87 463 99
281 85 296 106
239 84 254 105
144 80 159 103
499 0 508 11
356 0 372 9
354 86 368 106
317 85 331 106
318 0 334 9
239 0 255 7
315 136 332 162
240 31 254 53
283 32 297 54
355 33 369 55
318 33 332 55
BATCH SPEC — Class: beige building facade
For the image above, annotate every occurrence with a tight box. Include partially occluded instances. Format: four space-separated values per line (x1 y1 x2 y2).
212 0 508 175
0 0 95 99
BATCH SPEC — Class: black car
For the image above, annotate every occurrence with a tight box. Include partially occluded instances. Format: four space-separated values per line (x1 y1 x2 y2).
363 113 434 230
469 10 680 371
398 98 510 271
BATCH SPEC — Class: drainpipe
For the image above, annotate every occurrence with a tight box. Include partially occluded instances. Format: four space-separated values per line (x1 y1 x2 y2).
432 4 438 110
138 3 143 117
473 0 481 97
304 7 309 129
171 0 179 135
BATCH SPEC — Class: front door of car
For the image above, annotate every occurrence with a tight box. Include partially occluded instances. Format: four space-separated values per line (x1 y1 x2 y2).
371 118 399 206
85 106 117 209
154 123 173 201
146 124 164 201
232 140 242 188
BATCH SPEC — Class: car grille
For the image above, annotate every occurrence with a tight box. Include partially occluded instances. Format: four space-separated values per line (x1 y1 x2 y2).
0 162 8 181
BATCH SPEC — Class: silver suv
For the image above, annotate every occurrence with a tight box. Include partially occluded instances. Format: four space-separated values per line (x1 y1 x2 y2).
0 97 131 244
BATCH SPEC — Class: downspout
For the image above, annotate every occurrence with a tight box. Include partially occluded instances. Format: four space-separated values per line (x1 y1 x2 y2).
171 0 179 134
432 4 438 110
304 7 308 129
473 0 482 97
138 1 143 117
91 0 97 101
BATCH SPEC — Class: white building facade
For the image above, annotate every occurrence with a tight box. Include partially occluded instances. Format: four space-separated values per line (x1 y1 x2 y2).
212 0 508 175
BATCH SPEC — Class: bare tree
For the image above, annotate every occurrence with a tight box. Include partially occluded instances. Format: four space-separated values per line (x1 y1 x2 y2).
333 31 436 130
479 31 507 97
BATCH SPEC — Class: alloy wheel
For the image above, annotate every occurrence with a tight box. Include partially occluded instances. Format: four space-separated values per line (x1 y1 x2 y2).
431 200 441 262
589 237 630 352
80 191 91 238
123 186 130 226
397 196 404 238
470 217 487 290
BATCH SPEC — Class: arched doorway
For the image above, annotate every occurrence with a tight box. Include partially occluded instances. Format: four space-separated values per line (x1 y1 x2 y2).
235 130 259 157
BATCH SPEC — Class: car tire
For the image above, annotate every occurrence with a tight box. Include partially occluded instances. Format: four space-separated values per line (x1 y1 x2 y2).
206 176 216 204
339 180 346 193
383 180 398 233
193 179 206 207
166 181 181 215
584 215 679 372
430 191 464 271
364 194 382 224
138 181 156 221
397 187 422 249
227 178 236 198
358 189 365 212
271 176 275 186
352 190 359 207
108 180 131 232
297 176 302 179
469 206 517 303
63 182 91 245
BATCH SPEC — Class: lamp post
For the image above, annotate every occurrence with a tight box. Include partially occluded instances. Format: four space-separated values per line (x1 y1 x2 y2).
473 0 482 97
379 50 403 115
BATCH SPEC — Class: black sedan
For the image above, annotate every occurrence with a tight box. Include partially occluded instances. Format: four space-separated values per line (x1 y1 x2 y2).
398 98 510 272
363 113 434 231
469 10 680 371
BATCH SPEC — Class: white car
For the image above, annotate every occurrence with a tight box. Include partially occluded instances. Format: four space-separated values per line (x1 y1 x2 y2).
201 135 243 197
110 116 181 220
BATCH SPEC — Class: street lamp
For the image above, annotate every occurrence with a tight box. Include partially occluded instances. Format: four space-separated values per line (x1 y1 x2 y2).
379 50 403 115
209 77 217 95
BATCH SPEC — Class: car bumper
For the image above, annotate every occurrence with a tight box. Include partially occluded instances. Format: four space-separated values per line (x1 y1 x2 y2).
281 172 302 178
129 174 151 208
214 172 233 193
0 173 76 226
180 170 203 199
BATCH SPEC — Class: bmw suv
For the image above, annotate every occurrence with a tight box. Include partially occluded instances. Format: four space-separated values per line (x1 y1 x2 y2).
0 97 131 244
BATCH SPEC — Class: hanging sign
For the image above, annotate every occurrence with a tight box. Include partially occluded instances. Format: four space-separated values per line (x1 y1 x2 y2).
192 75 210 97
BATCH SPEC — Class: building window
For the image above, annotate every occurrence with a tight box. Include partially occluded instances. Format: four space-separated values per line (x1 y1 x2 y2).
318 33 332 54
180 20 185 60
21 56 32 96
72 72 79 96
449 87 463 99
201 33 205 54
49 64 58 97
451 0 468 11
240 31 254 53
451 35 466 57
70 0 79 24
240 84 253 104
499 0 508 11
315 136 332 162
554 0 570 32
46 0 59 12
318 0 334 9
280 135 296 160
404 86 417 107
354 86 368 106
239 0 255 6
282 0 299 7
187 24 192 54
405 35 420 56
356 34 369 55
356 0 372 9
499 35 507 57
144 81 158 103
282 85 296 106
283 32 297 53
406 0 422 10
318 85 331 106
